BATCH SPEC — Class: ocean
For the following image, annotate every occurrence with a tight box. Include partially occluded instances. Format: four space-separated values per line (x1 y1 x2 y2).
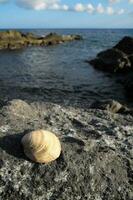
0 29 133 107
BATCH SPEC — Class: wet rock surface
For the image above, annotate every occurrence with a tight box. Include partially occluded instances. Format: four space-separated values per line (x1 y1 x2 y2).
0 99 133 200
0 30 82 50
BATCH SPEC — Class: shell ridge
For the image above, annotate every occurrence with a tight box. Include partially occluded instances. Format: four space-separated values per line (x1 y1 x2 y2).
21 130 61 163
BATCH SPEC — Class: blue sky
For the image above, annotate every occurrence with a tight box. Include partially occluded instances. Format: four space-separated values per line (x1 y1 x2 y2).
0 0 133 28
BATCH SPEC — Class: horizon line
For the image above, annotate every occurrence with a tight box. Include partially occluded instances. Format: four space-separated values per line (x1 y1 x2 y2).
0 27 133 30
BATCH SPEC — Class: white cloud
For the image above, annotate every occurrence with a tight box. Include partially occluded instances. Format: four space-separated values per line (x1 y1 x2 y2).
17 0 48 10
4 0 122 16
97 3 104 14
74 3 95 13
50 3 60 10
74 3 85 12
62 4 69 11
74 2 125 16
107 6 114 15
49 2 69 11
86 4 95 14
16 0 69 11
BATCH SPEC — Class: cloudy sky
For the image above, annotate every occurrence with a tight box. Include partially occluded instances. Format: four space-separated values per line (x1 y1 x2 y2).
0 0 133 28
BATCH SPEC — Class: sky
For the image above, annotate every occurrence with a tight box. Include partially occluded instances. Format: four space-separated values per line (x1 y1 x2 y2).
0 0 133 28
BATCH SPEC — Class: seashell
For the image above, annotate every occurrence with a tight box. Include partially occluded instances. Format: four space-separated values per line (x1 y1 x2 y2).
21 130 61 163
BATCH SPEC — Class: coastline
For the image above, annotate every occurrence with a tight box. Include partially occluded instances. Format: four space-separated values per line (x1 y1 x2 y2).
0 29 133 200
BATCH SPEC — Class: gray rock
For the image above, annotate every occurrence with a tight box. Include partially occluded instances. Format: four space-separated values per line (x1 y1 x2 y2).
0 99 133 200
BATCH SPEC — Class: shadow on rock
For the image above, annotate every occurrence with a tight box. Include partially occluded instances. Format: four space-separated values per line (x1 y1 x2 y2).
0 129 68 166
0 130 32 160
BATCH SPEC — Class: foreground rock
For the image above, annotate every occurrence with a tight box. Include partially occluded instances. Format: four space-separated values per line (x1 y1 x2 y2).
0 99 133 200
88 36 133 73
0 30 82 50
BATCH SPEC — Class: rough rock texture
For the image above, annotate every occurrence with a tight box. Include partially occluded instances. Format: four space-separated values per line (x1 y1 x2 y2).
0 99 133 200
0 30 82 50
88 36 133 73
89 48 131 72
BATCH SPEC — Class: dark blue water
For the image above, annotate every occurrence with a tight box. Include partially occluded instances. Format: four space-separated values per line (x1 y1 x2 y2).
0 29 133 107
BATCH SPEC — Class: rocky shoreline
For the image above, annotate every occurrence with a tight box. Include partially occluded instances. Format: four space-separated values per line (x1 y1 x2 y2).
0 31 133 200
0 30 82 50
0 99 133 200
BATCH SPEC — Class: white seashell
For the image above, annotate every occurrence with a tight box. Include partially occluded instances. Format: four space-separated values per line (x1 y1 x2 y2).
21 130 61 163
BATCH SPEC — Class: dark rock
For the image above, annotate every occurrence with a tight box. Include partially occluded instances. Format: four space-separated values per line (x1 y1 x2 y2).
44 32 61 39
126 84 133 99
89 37 133 99
114 36 133 55
70 34 83 40
89 48 131 72
0 99 133 199
89 36 133 101
0 99 7 108
124 73 133 100
128 55 133 66
90 99 123 113
90 99 133 115
88 36 133 73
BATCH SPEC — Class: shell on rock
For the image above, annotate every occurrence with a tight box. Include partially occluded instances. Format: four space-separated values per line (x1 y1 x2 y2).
21 130 61 163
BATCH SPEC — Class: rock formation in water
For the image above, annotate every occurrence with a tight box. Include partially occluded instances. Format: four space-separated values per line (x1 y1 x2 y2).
0 99 133 200
88 36 133 73
88 36 133 100
0 30 82 50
